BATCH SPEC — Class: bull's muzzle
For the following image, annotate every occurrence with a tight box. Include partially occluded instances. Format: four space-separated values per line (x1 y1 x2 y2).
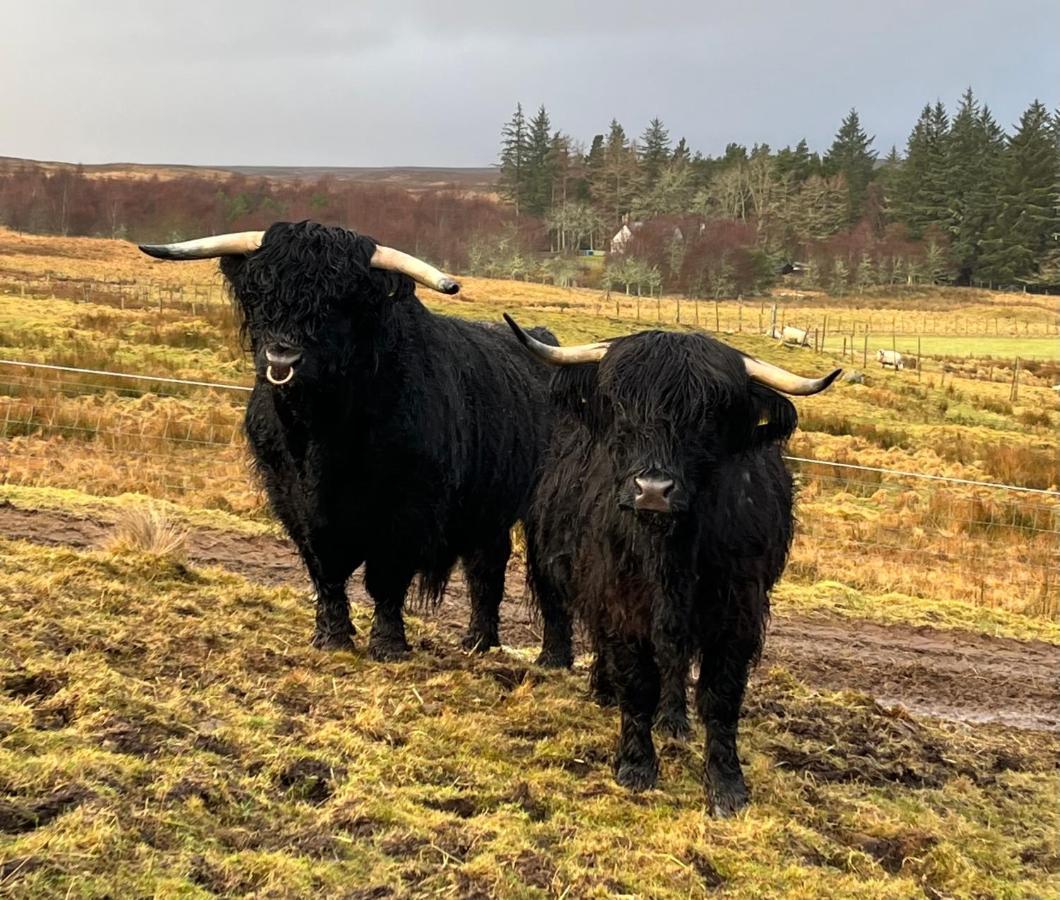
265 348 302 386
633 475 676 514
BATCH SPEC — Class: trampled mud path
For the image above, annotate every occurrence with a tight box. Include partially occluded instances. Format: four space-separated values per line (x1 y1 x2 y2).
2 501 1058 733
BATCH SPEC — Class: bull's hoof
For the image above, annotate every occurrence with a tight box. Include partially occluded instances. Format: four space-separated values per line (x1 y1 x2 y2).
614 758 659 792
706 777 749 818
461 630 500 653
655 710 692 742
534 648 574 669
367 636 411 662
311 630 355 652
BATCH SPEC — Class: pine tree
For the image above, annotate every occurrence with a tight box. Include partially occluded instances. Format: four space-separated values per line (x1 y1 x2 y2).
524 105 553 216
944 89 1005 282
824 109 877 225
894 102 951 237
591 120 639 229
638 118 671 194
979 100 1059 285
498 104 529 215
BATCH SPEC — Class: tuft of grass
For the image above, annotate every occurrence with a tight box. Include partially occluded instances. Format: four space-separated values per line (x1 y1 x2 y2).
104 503 188 561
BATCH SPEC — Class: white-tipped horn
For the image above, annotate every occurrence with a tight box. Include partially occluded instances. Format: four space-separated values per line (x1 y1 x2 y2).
370 245 460 295
743 355 841 395
504 314 610 364
139 231 265 260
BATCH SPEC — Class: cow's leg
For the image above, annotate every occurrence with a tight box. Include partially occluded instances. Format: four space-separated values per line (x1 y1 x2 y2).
460 532 509 653
589 650 617 706
605 636 660 791
651 584 693 740
524 536 574 669
695 591 764 816
363 562 415 662
270 486 358 651
306 552 359 651
654 647 692 741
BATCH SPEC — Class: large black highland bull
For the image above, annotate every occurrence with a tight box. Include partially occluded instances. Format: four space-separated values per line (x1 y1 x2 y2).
140 222 572 664
505 315 838 815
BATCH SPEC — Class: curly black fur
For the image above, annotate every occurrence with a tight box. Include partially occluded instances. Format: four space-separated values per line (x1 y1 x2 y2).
524 330 797 814
221 221 569 662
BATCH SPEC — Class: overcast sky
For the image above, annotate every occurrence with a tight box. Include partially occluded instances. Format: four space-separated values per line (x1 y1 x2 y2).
2 1 1057 168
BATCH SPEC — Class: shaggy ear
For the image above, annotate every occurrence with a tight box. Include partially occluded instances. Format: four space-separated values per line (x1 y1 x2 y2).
748 381 797 447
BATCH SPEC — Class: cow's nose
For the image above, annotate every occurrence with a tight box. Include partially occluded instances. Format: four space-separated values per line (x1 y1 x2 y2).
633 476 675 513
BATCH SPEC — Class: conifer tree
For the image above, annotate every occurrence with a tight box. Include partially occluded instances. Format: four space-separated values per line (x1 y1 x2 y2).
524 105 553 216
945 89 1005 282
979 100 1059 285
894 102 950 237
498 104 529 215
824 109 876 225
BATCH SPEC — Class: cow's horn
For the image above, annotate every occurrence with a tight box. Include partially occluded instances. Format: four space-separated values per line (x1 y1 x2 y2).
139 231 265 259
370 245 460 295
743 355 841 395
504 314 609 364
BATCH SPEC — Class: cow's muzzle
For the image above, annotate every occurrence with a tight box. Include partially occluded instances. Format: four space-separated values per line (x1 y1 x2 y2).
622 469 682 515
265 347 302 386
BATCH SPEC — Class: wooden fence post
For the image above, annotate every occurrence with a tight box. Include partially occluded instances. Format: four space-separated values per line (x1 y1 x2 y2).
1010 357 1021 402
863 333 868 368
917 335 922 383
714 300 720 333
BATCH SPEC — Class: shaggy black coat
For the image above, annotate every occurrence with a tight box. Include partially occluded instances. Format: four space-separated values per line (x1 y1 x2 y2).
222 221 570 662
524 330 797 815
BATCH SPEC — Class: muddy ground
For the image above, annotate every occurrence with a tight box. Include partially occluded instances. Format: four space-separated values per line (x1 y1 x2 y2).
2 501 1057 733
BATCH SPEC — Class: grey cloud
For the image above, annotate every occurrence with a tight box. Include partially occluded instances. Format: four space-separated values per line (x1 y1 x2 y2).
1 1 1057 167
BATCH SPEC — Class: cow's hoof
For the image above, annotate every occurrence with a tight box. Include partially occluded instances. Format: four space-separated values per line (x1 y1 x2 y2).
655 711 692 742
367 636 411 662
534 648 573 669
614 758 659 792
706 778 749 818
311 631 355 652
461 630 500 653
591 688 618 708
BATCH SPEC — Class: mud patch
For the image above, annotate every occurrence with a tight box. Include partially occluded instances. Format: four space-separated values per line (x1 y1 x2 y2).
505 848 557 890
686 850 726 888
276 757 345 805
2 669 67 700
748 673 1060 790
0 786 90 833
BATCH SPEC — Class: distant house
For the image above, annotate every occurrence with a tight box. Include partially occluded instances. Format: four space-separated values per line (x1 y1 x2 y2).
610 221 643 254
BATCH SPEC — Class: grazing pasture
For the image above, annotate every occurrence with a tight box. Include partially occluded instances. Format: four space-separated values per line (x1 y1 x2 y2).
0 229 1058 896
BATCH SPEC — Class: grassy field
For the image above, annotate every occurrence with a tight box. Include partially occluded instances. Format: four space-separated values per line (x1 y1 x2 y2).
1 230 1058 896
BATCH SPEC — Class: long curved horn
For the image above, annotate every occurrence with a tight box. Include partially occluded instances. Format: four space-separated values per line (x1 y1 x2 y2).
139 231 265 259
140 230 460 295
504 314 609 364
370 245 459 295
743 355 841 395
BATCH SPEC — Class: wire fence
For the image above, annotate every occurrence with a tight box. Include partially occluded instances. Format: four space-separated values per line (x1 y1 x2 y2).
5 273 1060 345
0 358 1056 616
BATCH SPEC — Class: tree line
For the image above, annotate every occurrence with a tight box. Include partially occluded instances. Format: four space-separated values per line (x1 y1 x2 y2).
491 91 1060 295
0 167 529 273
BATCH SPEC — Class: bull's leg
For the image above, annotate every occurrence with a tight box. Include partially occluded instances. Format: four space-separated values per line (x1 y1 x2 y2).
696 616 762 816
460 533 509 653
605 637 660 791
525 535 574 669
363 562 415 662
589 652 617 706
300 537 360 652
651 587 693 741
654 648 692 741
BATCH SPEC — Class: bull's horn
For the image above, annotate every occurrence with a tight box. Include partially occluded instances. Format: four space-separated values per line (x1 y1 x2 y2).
139 231 265 259
140 229 459 295
370 245 459 295
504 314 609 364
743 355 841 395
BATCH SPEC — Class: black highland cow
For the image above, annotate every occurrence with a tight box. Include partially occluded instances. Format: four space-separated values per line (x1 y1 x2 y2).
139 222 573 665
505 315 839 815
